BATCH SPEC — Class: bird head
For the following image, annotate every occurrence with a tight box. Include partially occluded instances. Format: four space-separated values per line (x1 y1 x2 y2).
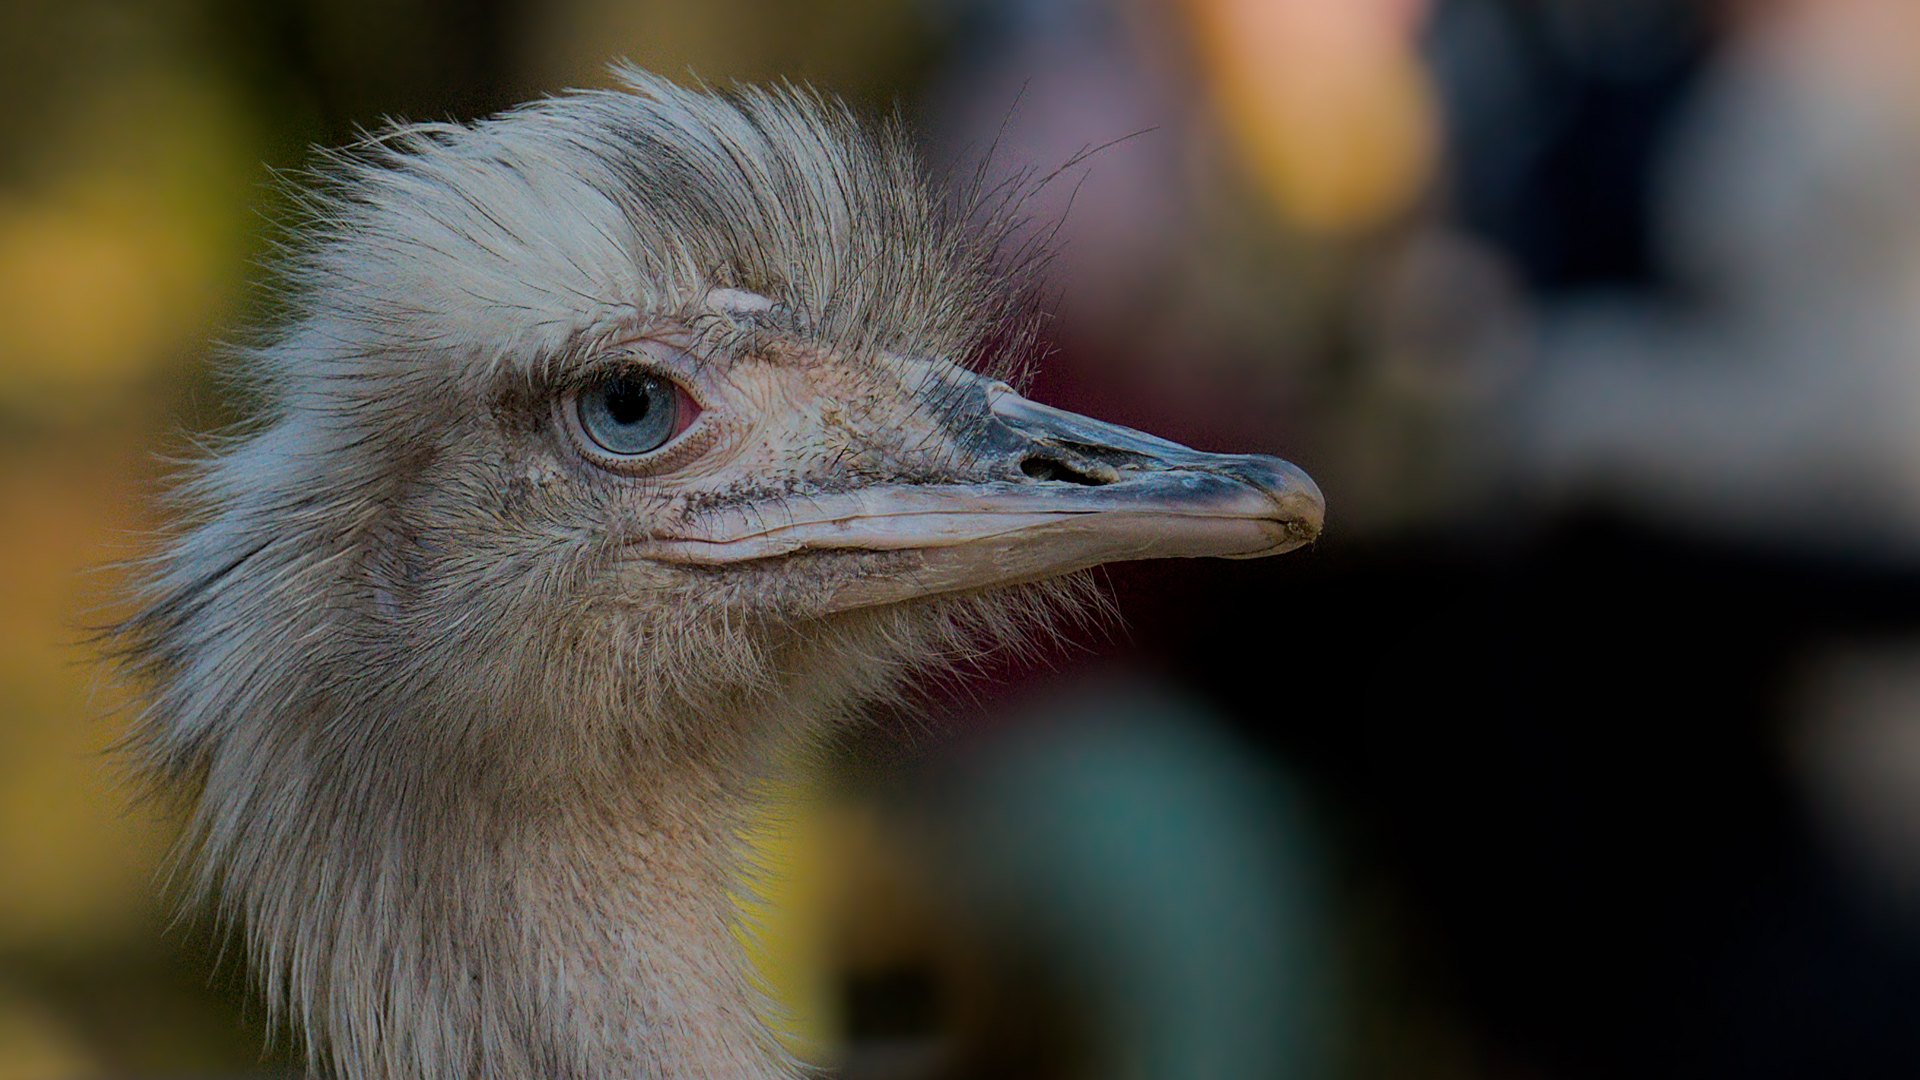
121 72 1322 784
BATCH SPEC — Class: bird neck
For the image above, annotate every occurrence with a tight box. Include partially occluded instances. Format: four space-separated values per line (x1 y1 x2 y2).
499 768 791 1080
251 722 800 1080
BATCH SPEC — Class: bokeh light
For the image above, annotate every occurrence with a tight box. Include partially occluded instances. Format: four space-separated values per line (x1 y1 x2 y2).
1187 0 1438 234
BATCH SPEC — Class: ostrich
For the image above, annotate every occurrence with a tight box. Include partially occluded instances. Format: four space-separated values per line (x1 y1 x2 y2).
114 71 1323 1080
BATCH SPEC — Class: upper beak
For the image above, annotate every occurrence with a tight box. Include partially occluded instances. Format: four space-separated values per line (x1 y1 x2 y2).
978 386 1325 558
631 375 1324 612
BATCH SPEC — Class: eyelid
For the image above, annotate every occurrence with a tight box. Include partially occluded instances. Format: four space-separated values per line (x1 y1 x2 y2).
577 337 690 382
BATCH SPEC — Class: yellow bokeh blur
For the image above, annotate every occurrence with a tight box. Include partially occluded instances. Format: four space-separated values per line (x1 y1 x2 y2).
0 983 97 1080
734 769 842 1065
0 441 173 942
1188 0 1439 234
0 16 266 1078
0 63 253 412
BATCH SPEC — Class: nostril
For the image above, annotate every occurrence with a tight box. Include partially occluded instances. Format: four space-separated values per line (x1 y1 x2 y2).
1020 453 1113 487
1021 457 1063 482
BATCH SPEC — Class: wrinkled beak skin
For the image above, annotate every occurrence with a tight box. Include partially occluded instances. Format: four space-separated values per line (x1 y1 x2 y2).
630 358 1324 613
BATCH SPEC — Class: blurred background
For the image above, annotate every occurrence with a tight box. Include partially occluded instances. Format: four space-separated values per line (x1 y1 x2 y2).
5 0 1920 1076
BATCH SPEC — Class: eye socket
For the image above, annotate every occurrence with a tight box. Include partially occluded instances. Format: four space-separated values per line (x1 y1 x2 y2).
574 372 699 457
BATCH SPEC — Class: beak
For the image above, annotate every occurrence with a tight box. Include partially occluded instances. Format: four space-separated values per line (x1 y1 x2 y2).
977 386 1324 555
633 376 1324 612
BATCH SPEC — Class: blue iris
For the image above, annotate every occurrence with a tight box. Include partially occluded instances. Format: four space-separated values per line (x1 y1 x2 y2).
577 374 679 455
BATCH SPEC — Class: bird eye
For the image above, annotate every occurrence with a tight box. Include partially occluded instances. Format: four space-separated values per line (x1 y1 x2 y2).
574 373 696 457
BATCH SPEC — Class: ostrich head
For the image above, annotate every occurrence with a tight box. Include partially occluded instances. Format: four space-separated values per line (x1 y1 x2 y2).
116 71 1322 1080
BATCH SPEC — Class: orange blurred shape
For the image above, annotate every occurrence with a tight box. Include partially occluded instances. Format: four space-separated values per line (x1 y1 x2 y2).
0 198 172 389
1187 0 1439 234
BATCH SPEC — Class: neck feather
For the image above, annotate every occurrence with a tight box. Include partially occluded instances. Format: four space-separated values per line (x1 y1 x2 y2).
201 701 804 1080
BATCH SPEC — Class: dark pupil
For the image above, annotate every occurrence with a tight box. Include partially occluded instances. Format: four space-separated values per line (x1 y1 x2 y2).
605 381 653 426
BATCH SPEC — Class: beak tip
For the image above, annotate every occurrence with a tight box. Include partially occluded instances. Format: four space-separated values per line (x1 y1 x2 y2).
1241 455 1327 552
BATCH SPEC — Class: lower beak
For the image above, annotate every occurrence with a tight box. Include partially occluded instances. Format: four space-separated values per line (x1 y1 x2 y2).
633 381 1323 611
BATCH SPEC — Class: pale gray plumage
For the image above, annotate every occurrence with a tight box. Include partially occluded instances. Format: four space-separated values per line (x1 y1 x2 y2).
114 69 1322 1080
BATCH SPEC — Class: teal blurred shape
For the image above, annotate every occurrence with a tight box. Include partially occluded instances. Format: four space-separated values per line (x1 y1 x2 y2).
936 677 1334 1079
